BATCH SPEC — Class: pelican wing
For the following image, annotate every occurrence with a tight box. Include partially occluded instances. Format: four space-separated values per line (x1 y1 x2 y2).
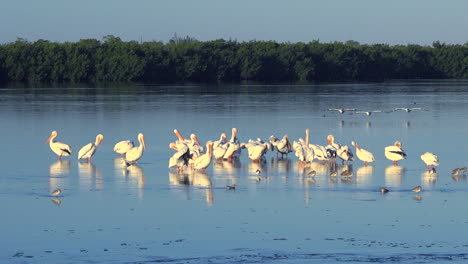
78 142 95 159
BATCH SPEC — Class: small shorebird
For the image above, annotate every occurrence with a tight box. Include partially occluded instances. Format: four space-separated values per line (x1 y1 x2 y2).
51 188 62 196
412 186 422 193
256 169 261 175
330 171 338 177
341 170 353 177
226 185 236 190
307 170 316 177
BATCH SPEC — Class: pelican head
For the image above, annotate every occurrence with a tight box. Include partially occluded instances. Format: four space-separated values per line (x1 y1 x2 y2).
221 133 227 142
191 134 201 145
96 134 104 146
138 133 146 150
394 141 402 147
46 130 58 144
232 128 238 137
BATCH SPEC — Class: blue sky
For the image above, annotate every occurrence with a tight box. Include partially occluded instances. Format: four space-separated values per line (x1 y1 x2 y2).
2 0 467 45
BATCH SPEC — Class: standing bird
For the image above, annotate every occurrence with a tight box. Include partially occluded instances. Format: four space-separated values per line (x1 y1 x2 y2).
384 141 407 165
420 152 439 171
126 133 146 164
270 135 292 158
223 128 241 160
351 141 375 166
169 142 191 172
46 131 72 160
51 188 62 196
193 141 214 170
113 140 134 157
78 134 104 162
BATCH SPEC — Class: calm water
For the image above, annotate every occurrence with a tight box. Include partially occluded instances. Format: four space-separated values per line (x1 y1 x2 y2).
2 81 468 263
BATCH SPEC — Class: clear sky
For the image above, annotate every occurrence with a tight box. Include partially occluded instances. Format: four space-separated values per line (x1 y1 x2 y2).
2 0 467 45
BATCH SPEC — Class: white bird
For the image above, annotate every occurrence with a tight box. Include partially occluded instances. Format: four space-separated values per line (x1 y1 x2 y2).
193 141 214 170
169 142 191 172
78 134 104 162
213 133 227 149
46 131 72 160
113 140 134 157
241 138 271 162
421 152 439 170
354 110 383 116
394 107 424 113
384 141 407 165
125 133 146 164
351 141 375 166
326 134 341 159
293 129 314 163
223 128 241 160
270 135 292 158
328 108 356 114
336 145 354 164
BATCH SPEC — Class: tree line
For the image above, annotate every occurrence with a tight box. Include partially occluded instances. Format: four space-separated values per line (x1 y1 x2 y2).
0 35 467 84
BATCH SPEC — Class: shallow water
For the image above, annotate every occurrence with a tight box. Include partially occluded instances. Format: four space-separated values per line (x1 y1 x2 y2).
2 81 468 263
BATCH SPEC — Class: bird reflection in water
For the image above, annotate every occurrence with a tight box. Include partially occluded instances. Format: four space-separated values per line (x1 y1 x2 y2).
421 170 437 188
78 162 104 191
125 164 145 200
51 198 61 206
49 160 70 199
452 174 467 183
212 159 240 187
169 170 213 206
49 160 70 178
385 165 406 188
356 165 374 187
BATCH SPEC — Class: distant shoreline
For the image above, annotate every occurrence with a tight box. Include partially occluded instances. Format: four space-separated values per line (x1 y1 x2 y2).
0 36 466 84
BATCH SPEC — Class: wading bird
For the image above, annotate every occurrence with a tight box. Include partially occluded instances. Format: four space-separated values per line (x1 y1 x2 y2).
46 131 72 160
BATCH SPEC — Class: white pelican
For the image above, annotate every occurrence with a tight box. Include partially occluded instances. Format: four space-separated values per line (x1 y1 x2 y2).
241 138 271 162
169 142 191 172
326 135 341 159
351 141 375 166
336 145 354 164
223 128 241 160
270 135 292 158
384 141 407 165
193 141 213 170
213 133 227 149
394 107 424 113
114 140 134 157
327 108 356 114
293 129 314 163
78 134 104 162
46 131 72 160
421 152 438 170
125 133 146 164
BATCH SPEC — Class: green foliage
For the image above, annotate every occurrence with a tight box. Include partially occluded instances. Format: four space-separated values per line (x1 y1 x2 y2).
0 37 467 83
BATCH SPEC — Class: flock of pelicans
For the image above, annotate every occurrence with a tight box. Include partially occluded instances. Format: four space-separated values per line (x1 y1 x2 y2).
45 126 454 195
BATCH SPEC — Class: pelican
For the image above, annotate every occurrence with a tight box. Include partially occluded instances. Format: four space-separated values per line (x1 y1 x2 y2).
114 140 134 157
326 135 341 159
270 135 292 158
293 129 314 163
169 142 191 172
351 141 375 166
213 133 227 149
394 107 424 113
421 152 438 170
354 110 383 116
46 131 72 160
223 128 241 160
328 108 356 114
78 134 104 162
125 133 146 164
336 145 354 164
384 141 407 165
193 141 214 170
241 138 271 162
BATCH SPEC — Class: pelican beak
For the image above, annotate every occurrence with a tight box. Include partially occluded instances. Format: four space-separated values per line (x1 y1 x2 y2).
174 129 184 141
170 143 178 151
142 136 146 151
327 138 332 145
194 136 201 146
45 134 53 144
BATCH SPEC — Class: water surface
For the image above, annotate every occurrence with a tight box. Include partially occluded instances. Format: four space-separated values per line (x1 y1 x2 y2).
2 81 468 263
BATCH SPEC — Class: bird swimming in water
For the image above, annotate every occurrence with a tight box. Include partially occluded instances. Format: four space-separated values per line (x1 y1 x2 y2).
380 187 389 194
